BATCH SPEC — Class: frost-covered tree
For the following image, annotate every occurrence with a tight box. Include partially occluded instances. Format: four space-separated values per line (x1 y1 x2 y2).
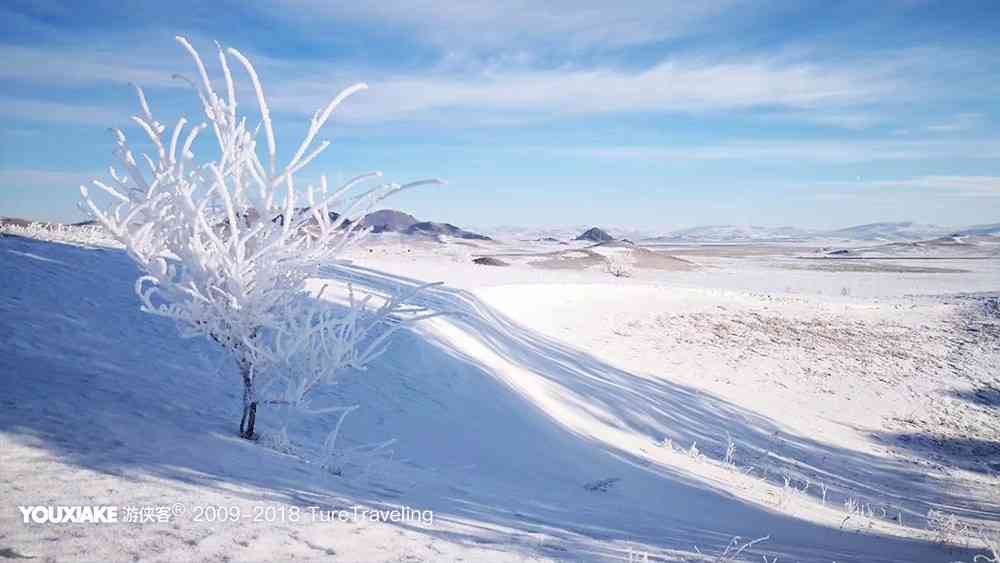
80 36 440 439
604 249 635 278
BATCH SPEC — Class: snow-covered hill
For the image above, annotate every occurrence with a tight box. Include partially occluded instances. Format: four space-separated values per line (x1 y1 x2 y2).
1 235 995 562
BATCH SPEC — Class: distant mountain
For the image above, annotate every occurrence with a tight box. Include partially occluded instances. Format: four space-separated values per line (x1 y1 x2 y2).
476 225 590 241
357 209 490 241
476 225 658 242
952 222 1000 237
480 221 999 244
575 227 614 242
646 225 815 243
361 209 418 233
823 221 948 242
642 221 999 243
404 221 491 240
824 233 1000 258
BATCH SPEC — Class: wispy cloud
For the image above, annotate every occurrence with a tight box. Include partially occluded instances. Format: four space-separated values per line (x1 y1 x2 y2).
0 51 902 129
770 110 884 130
0 43 183 90
0 96 123 126
268 56 900 124
858 175 1000 197
0 168 100 189
809 176 1000 203
547 139 1000 164
2 2 998 228
259 0 746 53
926 112 984 133
0 30 989 134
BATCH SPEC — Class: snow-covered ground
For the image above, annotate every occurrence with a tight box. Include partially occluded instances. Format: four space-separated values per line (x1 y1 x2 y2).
2 232 999 562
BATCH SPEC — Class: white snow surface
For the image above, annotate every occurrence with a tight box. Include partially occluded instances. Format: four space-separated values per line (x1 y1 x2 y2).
2 234 999 562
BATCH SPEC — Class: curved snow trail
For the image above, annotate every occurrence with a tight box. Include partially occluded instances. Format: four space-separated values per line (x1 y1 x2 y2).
0 238 986 562
322 264 994 561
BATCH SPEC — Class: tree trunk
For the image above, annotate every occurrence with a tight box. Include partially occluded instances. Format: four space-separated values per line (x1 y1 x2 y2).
240 399 257 440
238 361 258 440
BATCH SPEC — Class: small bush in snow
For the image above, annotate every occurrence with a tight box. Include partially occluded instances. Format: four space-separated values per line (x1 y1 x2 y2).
693 535 770 562
0 222 119 248
687 441 701 459
926 510 1000 559
723 433 736 466
583 477 621 493
974 529 1000 562
927 509 972 545
80 36 441 444
604 249 635 278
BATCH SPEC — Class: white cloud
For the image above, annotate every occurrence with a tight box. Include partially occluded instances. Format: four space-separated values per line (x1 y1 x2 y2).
267 56 899 124
0 43 182 90
807 176 1000 203
771 110 884 130
0 29 989 134
859 175 1000 197
0 96 123 126
2 41 896 126
0 168 99 188
261 0 744 52
548 139 1000 164
926 112 984 133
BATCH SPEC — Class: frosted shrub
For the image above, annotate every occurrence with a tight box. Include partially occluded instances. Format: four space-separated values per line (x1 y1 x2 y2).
0 221 119 248
687 441 704 461
975 529 1000 562
693 535 770 562
605 249 635 278
723 433 736 466
80 36 441 443
927 509 972 545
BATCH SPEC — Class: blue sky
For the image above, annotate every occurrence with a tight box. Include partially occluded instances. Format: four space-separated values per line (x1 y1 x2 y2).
1 0 998 230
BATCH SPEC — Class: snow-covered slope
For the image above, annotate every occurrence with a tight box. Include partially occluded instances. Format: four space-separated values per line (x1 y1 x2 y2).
1 235 993 562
